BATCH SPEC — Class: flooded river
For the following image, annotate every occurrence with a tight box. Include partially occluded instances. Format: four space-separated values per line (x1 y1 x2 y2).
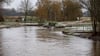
0 26 99 56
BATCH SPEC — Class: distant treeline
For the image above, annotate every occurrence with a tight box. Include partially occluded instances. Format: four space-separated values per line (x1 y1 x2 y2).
2 8 35 16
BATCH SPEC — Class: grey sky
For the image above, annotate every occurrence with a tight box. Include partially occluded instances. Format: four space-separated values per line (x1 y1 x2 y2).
4 0 37 9
4 0 87 12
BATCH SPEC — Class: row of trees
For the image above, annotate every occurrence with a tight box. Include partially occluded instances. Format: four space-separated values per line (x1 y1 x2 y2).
35 0 82 21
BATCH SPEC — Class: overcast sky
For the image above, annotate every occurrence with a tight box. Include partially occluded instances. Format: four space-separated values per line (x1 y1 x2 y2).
4 0 37 9
3 0 87 12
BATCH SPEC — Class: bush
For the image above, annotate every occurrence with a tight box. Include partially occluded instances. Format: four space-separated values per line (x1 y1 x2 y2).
48 22 57 26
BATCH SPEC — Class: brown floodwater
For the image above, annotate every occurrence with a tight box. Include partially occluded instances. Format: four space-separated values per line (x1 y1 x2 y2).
0 26 99 56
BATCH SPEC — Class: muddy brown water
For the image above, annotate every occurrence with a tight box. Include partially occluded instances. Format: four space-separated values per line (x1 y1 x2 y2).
0 26 99 56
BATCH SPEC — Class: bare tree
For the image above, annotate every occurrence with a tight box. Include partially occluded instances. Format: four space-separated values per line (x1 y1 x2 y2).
18 0 33 22
36 0 82 21
62 0 82 21
79 0 99 35
36 0 52 21
93 0 100 34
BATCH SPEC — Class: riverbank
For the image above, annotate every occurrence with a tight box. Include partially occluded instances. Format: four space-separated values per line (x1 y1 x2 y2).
0 22 41 29
0 22 99 41
90 33 100 41
63 30 100 41
62 31 92 38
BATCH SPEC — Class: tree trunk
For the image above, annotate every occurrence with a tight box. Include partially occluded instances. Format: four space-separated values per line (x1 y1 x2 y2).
24 11 27 23
90 0 97 35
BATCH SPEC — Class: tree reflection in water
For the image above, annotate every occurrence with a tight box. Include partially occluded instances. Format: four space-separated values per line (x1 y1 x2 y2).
0 30 3 56
93 41 100 56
